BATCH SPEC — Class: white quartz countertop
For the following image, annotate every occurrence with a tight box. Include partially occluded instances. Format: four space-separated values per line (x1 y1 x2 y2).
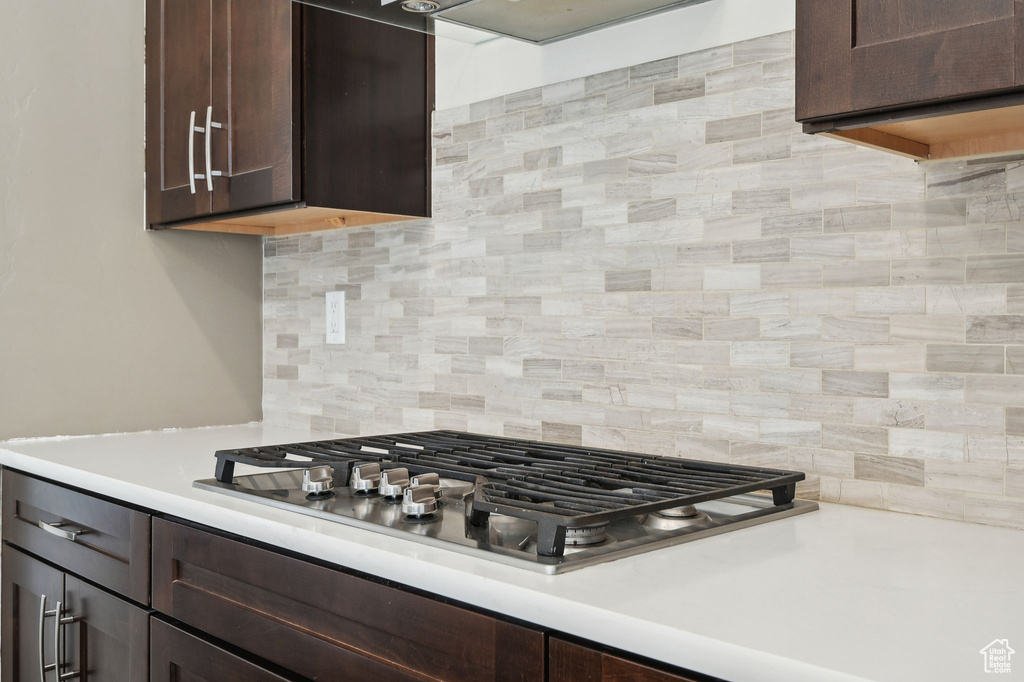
2 424 1021 682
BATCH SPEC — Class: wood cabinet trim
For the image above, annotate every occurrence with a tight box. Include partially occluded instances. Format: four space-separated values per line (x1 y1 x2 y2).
805 98 1024 161
165 205 423 236
822 129 931 161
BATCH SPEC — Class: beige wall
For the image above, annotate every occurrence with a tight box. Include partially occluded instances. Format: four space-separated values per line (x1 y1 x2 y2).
0 0 262 439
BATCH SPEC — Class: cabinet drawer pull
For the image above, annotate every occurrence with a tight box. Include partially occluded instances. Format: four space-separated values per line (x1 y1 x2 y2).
38 520 88 542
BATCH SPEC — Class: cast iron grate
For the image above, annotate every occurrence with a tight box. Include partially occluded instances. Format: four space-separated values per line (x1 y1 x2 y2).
213 430 803 556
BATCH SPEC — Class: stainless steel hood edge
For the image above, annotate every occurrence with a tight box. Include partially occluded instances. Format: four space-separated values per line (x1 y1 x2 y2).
296 0 715 45
432 0 715 46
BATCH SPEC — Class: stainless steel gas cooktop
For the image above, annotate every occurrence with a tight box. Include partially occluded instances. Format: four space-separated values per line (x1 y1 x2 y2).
194 431 816 574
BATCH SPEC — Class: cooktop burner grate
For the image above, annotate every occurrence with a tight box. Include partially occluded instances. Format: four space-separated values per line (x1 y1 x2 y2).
214 430 803 557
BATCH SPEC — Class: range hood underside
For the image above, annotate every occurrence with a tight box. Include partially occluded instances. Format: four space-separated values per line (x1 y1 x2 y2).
435 0 712 45
298 0 712 45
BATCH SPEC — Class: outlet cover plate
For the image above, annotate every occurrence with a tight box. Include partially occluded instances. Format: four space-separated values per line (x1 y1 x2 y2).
326 291 346 345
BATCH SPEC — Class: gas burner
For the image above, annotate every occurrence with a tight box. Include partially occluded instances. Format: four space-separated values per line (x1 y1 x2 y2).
488 515 534 550
660 504 702 518
564 523 608 546
642 505 711 531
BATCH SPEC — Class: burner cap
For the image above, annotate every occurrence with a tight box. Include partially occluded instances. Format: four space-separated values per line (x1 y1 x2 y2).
642 507 711 531
657 504 701 519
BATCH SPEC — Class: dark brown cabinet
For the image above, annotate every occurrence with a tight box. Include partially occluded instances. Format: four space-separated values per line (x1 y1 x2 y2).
549 639 700 682
1 470 712 682
2 548 63 682
796 0 1024 160
2 547 149 682
796 0 1018 121
146 0 298 225
151 619 292 682
210 0 299 218
145 0 217 224
65 575 150 682
151 518 545 682
2 470 151 605
146 0 433 235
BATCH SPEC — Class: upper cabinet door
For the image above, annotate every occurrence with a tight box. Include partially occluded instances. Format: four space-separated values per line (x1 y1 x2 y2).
210 0 300 215
796 0 1018 121
146 0 214 224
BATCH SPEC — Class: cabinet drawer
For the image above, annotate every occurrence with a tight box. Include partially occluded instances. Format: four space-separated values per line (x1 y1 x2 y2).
550 639 700 682
2 470 151 604
152 519 544 682
152 618 292 682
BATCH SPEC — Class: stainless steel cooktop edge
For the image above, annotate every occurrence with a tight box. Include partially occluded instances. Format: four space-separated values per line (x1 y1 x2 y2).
194 474 817 575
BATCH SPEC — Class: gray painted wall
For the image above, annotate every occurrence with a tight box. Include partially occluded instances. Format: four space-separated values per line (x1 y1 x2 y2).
0 0 263 439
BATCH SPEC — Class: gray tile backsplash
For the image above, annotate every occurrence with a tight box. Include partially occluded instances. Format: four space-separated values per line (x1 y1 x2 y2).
264 30 1024 530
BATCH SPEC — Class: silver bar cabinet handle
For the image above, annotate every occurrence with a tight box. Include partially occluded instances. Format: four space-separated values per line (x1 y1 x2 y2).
39 595 57 681
54 601 80 681
203 105 224 192
54 600 62 681
38 521 88 543
188 110 198 194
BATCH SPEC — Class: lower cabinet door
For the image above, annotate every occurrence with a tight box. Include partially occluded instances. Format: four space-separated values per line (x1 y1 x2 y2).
150 618 293 682
1 547 64 682
64 575 149 681
549 638 701 682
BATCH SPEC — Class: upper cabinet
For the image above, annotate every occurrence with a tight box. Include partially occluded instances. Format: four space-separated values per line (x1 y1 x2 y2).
146 0 433 235
795 0 1024 161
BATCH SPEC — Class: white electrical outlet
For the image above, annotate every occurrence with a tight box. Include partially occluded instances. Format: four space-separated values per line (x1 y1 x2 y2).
326 291 346 345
